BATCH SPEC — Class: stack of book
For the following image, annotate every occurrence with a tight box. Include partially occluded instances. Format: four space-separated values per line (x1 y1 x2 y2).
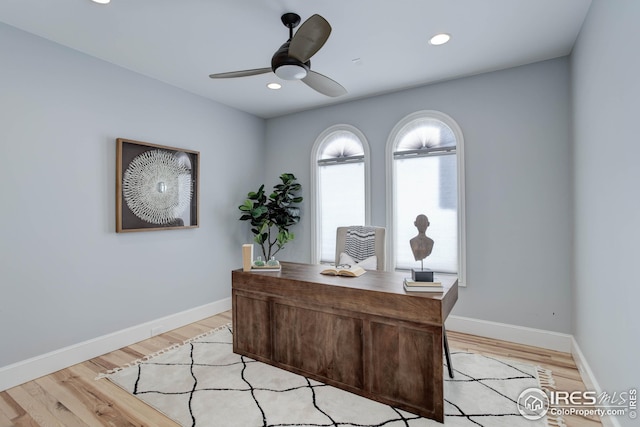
403 277 444 292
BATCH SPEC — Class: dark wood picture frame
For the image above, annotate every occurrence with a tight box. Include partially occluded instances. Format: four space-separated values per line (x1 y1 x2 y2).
116 138 199 233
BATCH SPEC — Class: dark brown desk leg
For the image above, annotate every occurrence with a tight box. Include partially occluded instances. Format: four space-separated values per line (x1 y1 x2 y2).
443 327 454 378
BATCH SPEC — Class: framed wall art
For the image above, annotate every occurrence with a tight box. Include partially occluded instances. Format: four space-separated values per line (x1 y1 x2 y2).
116 138 199 233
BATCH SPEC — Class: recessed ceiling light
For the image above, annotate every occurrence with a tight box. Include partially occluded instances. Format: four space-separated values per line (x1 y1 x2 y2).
267 82 282 90
429 33 451 46
91 0 111 4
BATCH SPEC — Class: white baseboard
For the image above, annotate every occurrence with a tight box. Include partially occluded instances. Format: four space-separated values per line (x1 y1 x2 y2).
571 337 598 391
445 315 573 353
571 338 622 427
0 298 231 392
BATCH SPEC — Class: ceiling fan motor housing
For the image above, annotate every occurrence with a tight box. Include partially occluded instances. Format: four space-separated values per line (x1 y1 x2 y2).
271 41 309 80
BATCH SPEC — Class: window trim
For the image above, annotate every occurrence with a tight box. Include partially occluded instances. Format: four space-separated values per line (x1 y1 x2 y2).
385 110 466 286
310 124 371 264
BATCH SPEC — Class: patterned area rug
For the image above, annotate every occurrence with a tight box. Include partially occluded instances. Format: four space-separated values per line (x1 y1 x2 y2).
98 325 560 427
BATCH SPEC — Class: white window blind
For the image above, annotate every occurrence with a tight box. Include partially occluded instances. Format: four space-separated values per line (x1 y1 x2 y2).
316 129 366 263
318 163 365 262
394 155 458 272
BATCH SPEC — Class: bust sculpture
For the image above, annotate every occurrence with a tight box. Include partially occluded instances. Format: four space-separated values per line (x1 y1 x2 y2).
410 214 434 270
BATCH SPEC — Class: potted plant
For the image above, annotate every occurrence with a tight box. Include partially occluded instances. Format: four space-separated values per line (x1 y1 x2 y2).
238 173 303 261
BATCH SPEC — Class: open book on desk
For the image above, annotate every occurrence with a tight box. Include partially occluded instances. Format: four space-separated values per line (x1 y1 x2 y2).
320 265 366 277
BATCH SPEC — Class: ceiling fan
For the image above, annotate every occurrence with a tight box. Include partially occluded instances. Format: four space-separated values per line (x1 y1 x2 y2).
209 13 347 97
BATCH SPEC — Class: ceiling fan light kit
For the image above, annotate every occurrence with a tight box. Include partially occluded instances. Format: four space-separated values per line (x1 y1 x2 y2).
209 12 346 97
274 64 308 80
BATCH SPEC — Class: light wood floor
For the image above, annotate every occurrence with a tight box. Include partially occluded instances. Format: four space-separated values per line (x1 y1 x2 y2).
0 310 601 427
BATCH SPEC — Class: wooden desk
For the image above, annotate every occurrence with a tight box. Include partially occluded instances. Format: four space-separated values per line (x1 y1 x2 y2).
231 262 458 422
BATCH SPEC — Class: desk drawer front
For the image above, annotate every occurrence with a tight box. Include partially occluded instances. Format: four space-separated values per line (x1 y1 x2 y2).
368 321 443 416
273 303 364 389
233 293 271 359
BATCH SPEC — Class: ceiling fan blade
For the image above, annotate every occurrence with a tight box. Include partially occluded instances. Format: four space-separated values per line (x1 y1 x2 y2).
209 67 272 79
288 14 331 63
302 70 346 97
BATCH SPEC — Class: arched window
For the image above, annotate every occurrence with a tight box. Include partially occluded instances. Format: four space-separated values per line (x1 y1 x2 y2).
311 125 370 264
386 111 466 284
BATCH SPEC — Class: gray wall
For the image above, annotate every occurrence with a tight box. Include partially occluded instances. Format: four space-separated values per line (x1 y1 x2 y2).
265 57 573 334
572 0 640 423
0 23 264 367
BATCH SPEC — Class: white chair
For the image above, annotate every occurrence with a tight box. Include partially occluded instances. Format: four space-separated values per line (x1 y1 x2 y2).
335 226 386 271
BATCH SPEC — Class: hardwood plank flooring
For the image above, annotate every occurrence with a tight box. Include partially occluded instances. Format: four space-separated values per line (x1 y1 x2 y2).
1 310 601 426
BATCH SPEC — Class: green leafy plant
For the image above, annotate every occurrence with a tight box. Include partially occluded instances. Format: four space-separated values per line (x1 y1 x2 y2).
238 173 303 260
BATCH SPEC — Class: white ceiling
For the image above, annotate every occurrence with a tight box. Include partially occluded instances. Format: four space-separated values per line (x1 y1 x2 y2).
0 0 592 119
